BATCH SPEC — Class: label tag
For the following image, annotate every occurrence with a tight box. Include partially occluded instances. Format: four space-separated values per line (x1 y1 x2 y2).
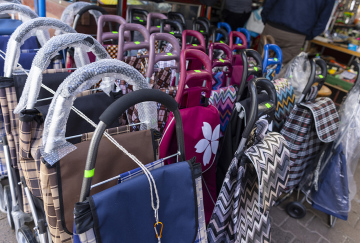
319 75 324 78
254 67 258 72
220 41 224 43
265 103 271 108
192 44 198 46
219 59 225 63
84 169 95 178
134 41 140 45
167 53 173 56
194 70 201 73
112 31 118 34
274 58 278 61
170 31 174 35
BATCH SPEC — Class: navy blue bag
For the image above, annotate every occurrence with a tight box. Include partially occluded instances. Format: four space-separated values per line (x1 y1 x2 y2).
74 89 204 243
0 19 22 35
311 143 349 220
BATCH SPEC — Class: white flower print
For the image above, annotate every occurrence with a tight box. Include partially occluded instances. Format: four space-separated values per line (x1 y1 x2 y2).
195 122 220 166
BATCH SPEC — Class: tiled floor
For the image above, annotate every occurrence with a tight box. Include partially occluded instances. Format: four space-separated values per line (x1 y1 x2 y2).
270 162 360 243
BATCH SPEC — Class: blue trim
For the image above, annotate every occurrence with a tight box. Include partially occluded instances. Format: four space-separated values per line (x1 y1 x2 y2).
38 0 46 17
216 22 232 41
236 28 251 48
263 44 282 74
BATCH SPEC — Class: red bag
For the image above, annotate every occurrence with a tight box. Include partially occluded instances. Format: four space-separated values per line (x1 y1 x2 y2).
159 49 219 223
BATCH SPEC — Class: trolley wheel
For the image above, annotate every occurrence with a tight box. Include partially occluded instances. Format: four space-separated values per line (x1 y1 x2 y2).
4 185 14 229
17 226 37 243
286 201 307 219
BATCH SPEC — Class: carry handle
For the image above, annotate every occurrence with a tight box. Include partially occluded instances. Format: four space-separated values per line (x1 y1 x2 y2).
0 3 38 20
236 49 263 101
182 30 206 53
146 33 181 78
118 23 150 60
236 28 250 48
260 35 275 58
191 19 209 41
300 58 327 102
197 17 211 28
211 28 229 44
216 22 231 41
129 8 148 24
229 31 247 51
208 42 233 70
80 89 185 201
4 17 76 78
146 12 168 34
97 15 129 44
176 49 213 103
242 78 277 139
167 12 186 25
160 19 183 38
73 5 108 30
262 44 282 74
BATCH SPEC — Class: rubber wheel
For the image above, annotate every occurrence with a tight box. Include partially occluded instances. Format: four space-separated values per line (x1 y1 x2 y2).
4 185 14 229
17 226 37 243
286 201 307 219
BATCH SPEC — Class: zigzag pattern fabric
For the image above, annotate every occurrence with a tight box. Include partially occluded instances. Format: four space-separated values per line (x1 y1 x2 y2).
272 78 295 132
209 86 237 137
207 120 290 243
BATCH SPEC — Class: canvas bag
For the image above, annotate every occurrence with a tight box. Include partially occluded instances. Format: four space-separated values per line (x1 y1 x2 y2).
159 49 219 223
74 89 206 243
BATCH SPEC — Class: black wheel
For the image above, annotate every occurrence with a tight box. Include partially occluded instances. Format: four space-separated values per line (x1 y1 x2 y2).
286 201 307 219
17 226 37 243
4 185 14 229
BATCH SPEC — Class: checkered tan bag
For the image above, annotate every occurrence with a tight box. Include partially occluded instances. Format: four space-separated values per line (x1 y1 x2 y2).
41 126 158 243
280 87 339 192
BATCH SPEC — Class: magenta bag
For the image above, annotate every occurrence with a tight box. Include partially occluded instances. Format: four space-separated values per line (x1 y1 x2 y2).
229 31 247 86
159 49 219 223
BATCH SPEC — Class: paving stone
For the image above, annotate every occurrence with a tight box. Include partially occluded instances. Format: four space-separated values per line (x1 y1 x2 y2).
296 207 316 227
343 237 356 243
270 205 290 226
0 217 16 243
329 218 360 242
270 226 295 243
0 212 6 220
306 215 346 243
317 237 330 243
279 216 322 243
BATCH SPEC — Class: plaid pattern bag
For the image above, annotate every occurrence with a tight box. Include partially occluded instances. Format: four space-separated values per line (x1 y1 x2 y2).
40 126 131 243
280 90 339 192
207 120 290 243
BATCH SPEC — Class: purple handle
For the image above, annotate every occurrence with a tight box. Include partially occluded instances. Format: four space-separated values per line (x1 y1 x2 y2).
181 30 206 53
146 12 170 34
146 33 181 78
97 15 130 44
118 23 150 60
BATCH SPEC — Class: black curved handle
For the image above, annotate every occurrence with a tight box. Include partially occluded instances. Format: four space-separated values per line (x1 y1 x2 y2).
167 12 186 25
99 89 185 160
197 17 211 28
301 58 327 101
192 19 209 36
242 79 258 139
236 49 263 101
211 28 229 44
242 78 277 139
76 5 108 17
160 19 183 37
129 9 149 24
254 78 277 122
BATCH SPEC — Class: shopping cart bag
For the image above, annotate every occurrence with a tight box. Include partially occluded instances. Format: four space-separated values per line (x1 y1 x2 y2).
74 89 206 243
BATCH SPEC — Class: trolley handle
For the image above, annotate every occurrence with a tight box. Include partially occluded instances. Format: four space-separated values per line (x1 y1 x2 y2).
208 42 232 69
242 78 277 139
146 33 181 79
146 12 168 34
236 28 250 48
236 49 263 102
182 30 206 52
301 58 327 101
160 19 183 38
73 5 108 30
97 15 129 44
212 28 229 44
118 23 150 60
262 44 282 74
176 49 213 103
167 12 186 25
0 3 37 20
229 31 247 51
129 8 148 25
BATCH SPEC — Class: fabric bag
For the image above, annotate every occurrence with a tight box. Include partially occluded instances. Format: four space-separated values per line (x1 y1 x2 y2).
74 89 207 243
